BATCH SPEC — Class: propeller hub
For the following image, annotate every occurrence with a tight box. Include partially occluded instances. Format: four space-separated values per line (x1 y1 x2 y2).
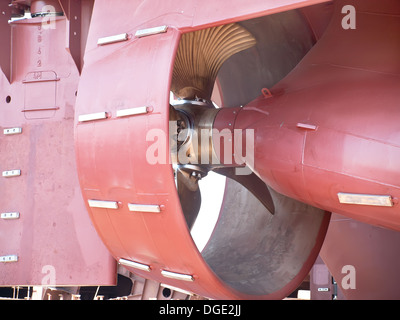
170 99 220 170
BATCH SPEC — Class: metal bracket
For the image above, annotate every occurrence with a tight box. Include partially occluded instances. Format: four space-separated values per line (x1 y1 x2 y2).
135 25 168 38
3 127 22 135
98 33 129 46
338 192 393 207
0 255 18 263
161 270 194 282
128 203 161 213
2 170 21 178
88 199 119 209
1 212 20 220
119 258 151 272
78 111 108 122
116 106 151 118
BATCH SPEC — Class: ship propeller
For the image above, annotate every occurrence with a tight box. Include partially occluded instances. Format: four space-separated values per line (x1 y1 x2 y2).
169 23 275 230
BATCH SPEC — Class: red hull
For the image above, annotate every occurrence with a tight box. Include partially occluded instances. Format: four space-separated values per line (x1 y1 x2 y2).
1 0 400 300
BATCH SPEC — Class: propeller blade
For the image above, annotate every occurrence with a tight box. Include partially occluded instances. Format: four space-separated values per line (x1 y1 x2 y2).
176 168 202 229
171 23 256 100
213 167 275 215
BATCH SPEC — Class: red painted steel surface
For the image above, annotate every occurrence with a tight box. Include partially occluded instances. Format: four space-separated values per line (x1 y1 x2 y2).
0 3 115 286
320 213 400 299
75 0 331 299
2 0 399 300
232 0 400 231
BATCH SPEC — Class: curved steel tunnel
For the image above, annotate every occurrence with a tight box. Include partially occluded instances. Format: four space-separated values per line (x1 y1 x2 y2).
74 2 332 300
74 0 400 299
